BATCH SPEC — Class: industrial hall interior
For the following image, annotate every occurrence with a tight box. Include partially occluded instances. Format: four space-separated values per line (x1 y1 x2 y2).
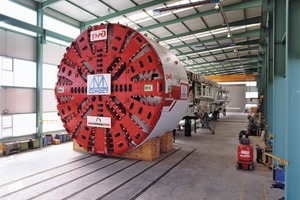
0 0 298 199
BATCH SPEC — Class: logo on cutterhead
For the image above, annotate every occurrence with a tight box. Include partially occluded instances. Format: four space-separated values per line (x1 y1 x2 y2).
87 74 111 95
87 116 111 128
90 29 107 41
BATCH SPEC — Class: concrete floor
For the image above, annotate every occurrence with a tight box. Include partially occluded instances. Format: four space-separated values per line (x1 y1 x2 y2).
0 112 284 200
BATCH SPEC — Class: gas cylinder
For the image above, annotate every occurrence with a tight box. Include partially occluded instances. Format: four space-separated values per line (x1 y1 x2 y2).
237 139 254 170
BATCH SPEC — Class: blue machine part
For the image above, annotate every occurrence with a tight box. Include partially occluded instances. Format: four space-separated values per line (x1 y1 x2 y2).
275 165 285 184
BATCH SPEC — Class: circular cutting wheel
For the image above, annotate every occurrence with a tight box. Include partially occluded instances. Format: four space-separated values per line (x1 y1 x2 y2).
55 23 166 156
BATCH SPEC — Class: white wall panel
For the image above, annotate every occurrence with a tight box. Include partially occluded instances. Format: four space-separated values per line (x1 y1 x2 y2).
0 29 7 55
226 85 246 112
4 31 36 61
43 89 57 112
6 88 36 113
0 88 7 113
43 43 67 65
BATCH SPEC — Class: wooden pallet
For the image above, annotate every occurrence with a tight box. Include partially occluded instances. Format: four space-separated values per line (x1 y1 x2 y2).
53 139 61 145
73 139 89 153
160 131 174 153
121 137 160 161
0 143 3 157
73 131 174 161
120 131 174 161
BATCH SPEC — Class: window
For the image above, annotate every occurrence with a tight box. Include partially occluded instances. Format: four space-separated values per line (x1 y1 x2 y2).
0 57 36 87
0 0 37 25
245 92 258 99
42 112 64 132
1 56 13 86
43 64 58 89
0 22 36 37
245 104 257 109
0 0 37 36
44 16 79 39
46 37 71 47
14 59 36 87
13 113 36 137
1 115 13 138
1 128 13 138
2 57 13 71
0 114 36 138
246 81 257 86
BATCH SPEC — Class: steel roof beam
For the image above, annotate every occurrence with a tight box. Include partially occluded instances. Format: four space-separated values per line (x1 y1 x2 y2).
157 16 260 42
190 62 258 72
243 65 259 69
216 61 258 68
220 67 257 72
185 56 258 67
186 65 257 76
0 14 74 42
84 0 174 26
138 0 262 32
15 0 81 27
199 67 256 75
44 7 81 27
170 29 260 50
10 0 38 10
187 59 259 69
184 58 259 67
42 0 63 8
212 63 258 71
182 47 258 62
16 0 81 27
193 64 257 72
177 39 260 56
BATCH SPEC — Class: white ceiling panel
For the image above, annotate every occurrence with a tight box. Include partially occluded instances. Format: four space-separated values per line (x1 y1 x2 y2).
102 0 136 11
26 0 263 75
147 27 172 38
63 9 96 22
137 18 159 27
247 25 260 31
202 13 224 27
165 23 189 35
69 0 108 18
170 7 198 18
49 1 79 14
234 37 247 43
205 57 218 62
198 34 215 41
186 37 201 44
184 18 207 31
225 10 244 23
134 0 154 4
155 13 177 23
245 7 262 18
195 2 216 12
218 39 233 45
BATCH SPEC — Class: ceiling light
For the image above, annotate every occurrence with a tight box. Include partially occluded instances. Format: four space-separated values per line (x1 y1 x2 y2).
227 32 231 38
215 3 219 9
153 9 161 15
